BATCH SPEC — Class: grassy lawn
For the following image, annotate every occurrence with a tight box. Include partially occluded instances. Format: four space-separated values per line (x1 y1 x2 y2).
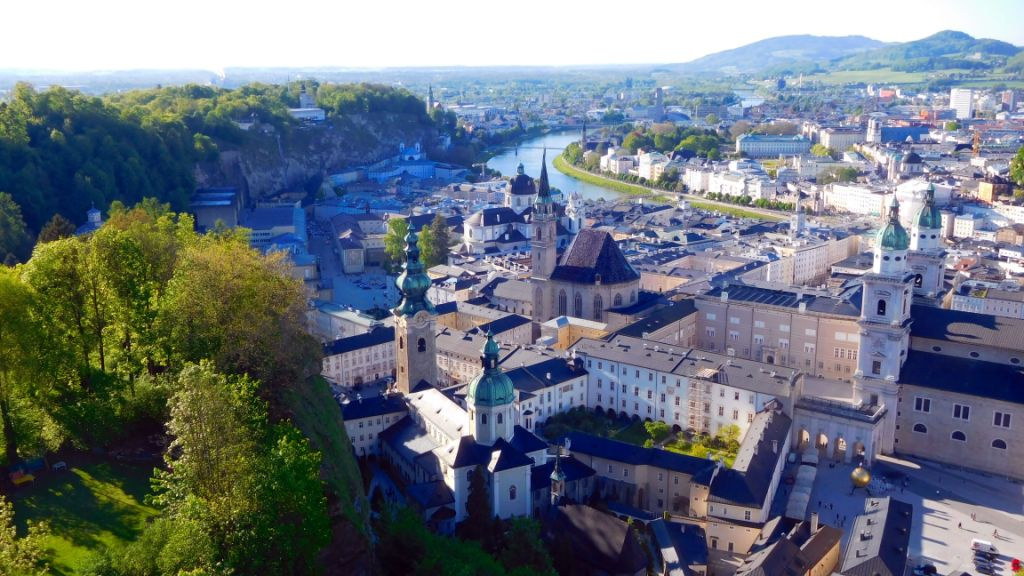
664 439 736 468
609 420 649 445
10 456 160 574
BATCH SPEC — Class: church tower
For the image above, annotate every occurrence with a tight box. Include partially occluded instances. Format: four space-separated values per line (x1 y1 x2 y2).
855 197 914 453
427 85 435 114
907 184 945 298
393 227 437 395
565 192 585 235
531 151 559 320
466 331 516 446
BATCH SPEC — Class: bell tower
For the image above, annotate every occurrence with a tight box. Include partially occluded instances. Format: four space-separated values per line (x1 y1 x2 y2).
855 196 914 454
908 184 945 298
393 227 437 395
466 331 515 446
531 150 559 321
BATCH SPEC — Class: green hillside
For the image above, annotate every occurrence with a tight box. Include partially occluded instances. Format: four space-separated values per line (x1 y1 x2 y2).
835 30 1021 72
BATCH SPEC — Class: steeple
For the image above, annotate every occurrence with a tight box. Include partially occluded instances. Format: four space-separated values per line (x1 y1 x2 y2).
534 149 556 219
550 445 566 507
393 227 435 317
466 330 515 445
427 85 435 114
873 196 910 275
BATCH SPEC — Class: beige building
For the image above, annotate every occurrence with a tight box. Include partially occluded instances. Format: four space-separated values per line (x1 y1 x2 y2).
321 327 397 387
538 316 609 350
694 284 864 382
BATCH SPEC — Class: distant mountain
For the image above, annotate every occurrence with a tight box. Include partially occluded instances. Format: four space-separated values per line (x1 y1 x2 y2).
835 30 1021 72
669 35 886 74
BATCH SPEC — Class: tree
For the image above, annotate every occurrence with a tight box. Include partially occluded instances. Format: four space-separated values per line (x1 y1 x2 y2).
0 268 43 464
459 465 492 544
729 121 751 141
810 144 834 158
499 517 556 576
644 420 671 443
424 213 451 268
151 362 330 573
715 424 742 452
0 494 48 575
1012 145 1024 188
416 223 436 269
37 213 77 243
621 131 653 154
704 114 719 125
944 121 960 132
383 217 410 272
0 193 31 264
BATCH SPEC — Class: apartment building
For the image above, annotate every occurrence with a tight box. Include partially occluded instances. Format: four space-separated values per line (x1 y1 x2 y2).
322 326 397 387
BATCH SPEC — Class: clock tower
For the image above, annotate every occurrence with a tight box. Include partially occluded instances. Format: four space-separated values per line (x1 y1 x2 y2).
393 227 438 395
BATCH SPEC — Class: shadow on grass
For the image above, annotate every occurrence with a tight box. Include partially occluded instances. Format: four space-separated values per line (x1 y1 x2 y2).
10 457 160 573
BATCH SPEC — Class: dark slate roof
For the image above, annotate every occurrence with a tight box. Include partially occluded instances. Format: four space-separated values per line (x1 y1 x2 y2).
406 213 462 233
899 351 1024 405
434 301 458 315
509 425 549 455
469 314 531 336
464 206 524 227
530 456 596 491
550 228 640 285
616 300 698 338
506 357 587 393
495 229 528 244
704 283 861 318
543 505 648 575
564 432 712 476
452 435 491 468
323 327 395 356
509 171 536 195
697 410 792 507
910 305 1024 352
490 438 536 472
840 497 912 576
340 394 407 421
407 480 455 510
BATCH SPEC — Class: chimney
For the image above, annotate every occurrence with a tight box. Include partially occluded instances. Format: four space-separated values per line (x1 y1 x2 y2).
546 372 552 380
810 512 819 533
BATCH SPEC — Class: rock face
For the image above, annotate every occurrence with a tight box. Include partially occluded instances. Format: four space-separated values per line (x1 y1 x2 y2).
194 113 437 202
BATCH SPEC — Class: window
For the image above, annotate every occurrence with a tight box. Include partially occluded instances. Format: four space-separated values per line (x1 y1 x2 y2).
417 338 426 352
914 397 931 413
574 293 583 318
744 510 751 521
705 327 716 338
805 328 817 337
718 406 724 416
497 413 503 424
481 414 488 424
780 324 790 333
953 404 970 421
913 423 927 434
872 361 881 376
992 439 1007 450
594 295 603 321
399 337 404 349
509 485 517 500
597 379 602 389
729 330 739 341
623 468 629 478
877 299 887 316
951 430 966 442
706 312 716 320
608 464 613 473
994 411 1012 428
729 316 740 325
732 409 739 420
467 469 473 481
753 335 764 345
804 343 815 354
754 320 765 329
614 293 623 307
558 290 567 317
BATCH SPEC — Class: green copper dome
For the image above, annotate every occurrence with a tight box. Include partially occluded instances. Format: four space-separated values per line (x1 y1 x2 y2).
916 184 942 230
467 331 515 407
878 197 910 251
393 228 435 317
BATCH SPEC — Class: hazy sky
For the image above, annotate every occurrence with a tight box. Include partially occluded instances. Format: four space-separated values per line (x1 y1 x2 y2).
4 0 1022 72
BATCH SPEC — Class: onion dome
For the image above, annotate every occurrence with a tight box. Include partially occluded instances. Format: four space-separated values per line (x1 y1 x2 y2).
393 228 435 317
509 162 535 195
916 184 942 230
466 331 515 407
878 197 910 251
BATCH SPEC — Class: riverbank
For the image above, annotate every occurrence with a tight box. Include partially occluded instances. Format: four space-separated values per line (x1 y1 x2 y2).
553 154 785 221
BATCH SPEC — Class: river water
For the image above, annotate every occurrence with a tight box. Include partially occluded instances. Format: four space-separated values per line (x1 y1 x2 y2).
485 131 623 201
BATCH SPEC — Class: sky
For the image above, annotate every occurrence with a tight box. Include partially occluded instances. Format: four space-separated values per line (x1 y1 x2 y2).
3 0 1023 72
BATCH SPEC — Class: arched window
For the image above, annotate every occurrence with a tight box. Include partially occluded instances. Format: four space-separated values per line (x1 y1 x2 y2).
951 430 966 442
630 290 636 303
594 294 603 321
497 413 503 424
399 337 404 350
877 299 887 316
509 485 517 500
558 290 567 317
536 226 542 240
914 274 923 288
418 338 426 352
614 293 623 307
481 413 488 425
913 423 927 434
992 439 1007 450
574 292 583 318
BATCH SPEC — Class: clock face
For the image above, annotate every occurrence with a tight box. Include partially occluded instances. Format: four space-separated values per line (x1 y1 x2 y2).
413 310 430 328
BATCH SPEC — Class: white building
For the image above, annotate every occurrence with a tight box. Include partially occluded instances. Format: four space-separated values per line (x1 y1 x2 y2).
950 88 975 120
735 135 811 158
322 327 397 387
822 184 888 216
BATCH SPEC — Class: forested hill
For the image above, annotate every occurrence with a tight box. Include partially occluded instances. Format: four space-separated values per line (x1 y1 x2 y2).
0 82 442 262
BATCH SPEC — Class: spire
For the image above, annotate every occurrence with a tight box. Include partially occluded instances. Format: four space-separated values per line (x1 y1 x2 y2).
537 149 550 197
393 226 435 317
481 329 501 371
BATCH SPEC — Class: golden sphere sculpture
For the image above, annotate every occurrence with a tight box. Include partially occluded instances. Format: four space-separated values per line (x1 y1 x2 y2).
850 466 871 488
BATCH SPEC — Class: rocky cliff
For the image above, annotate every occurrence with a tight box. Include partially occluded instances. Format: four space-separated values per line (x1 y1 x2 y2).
194 112 437 201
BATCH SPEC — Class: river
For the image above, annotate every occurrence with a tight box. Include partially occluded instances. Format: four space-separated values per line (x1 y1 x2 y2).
485 131 623 201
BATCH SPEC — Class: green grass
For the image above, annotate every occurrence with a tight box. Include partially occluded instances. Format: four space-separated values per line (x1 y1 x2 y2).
664 439 735 468
10 457 159 574
610 420 650 445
